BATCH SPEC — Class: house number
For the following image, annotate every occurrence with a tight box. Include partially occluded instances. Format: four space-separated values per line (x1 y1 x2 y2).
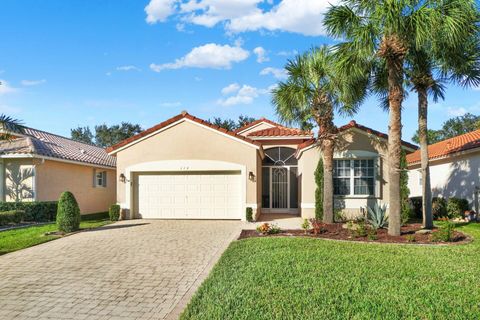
180 166 190 170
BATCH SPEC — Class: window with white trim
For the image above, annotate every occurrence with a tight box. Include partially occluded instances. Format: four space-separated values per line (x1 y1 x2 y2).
334 159 376 196
94 170 107 188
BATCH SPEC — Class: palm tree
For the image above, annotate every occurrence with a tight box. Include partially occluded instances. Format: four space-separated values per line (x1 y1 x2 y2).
272 46 366 223
324 0 477 236
0 114 24 140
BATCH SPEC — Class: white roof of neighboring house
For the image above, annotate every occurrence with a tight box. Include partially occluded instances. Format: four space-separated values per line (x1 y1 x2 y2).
0 127 116 168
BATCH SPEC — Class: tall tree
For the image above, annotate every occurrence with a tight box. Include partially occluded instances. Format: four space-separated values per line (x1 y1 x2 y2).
272 46 366 223
0 114 24 140
407 3 479 229
324 0 471 235
237 115 256 128
94 122 143 148
71 126 94 145
209 117 237 131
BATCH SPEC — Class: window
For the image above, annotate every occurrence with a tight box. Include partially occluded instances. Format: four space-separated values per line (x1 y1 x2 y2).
262 147 297 166
333 159 376 196
94 170 107 188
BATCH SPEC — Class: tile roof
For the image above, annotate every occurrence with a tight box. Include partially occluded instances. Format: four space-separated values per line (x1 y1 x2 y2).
106 112 262 154
406 129 480 165
247 127 313 137
234 118 286 133
0 127 116 168
339 121 418 150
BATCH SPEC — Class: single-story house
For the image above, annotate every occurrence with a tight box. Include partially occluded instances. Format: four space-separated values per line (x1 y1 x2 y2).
407 129 480 213
0 126 116 214
107 112 416 220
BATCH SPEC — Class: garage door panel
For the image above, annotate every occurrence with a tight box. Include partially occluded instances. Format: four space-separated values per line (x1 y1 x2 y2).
137 171 242 219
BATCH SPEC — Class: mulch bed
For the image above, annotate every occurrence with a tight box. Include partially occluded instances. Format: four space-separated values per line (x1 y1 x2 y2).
238 223 471 245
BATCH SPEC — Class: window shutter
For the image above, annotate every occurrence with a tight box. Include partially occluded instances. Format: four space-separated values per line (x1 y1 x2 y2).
93 169 97 187
375 157 381 198
102 171 107 187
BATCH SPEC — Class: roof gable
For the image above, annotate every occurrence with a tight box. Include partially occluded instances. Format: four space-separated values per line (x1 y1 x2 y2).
106 112 262 154
406 129 480 165
234 118 284 135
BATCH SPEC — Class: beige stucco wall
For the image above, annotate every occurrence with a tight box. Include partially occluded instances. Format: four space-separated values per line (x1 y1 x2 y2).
35 159 116 214
114 120 260 218
4 159 35 202
298 129 390 219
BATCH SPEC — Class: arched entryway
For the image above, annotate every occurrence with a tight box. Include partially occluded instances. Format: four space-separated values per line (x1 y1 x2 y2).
261 147 299 214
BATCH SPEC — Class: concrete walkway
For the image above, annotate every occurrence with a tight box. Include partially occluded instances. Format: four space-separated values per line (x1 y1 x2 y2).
0 220 242 320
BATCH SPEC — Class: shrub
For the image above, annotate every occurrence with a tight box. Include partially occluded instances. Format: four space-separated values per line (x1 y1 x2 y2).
301 219 310 234
406 234 416 242
256 223 281 235
334 209 346 222
0 210 25 225
109 204 121 221
309 218 326 235
82 211 109 221
367 204 389 229
367 228 378 241
314 157 323 220
269 224 281 234
246 207 253 222
0 201 57 221
446 198 469 218
432 198 447 218
56 191 81 233
348 221 368 238
431 221 456 242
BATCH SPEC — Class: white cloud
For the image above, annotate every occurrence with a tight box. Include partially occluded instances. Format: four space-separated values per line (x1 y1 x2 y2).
217 83 276 106
145 0 177 24
260 67 287 80
253 47 269 63
277 49 298 56
160 101 182 107
0 104 21 114
0 80 17 95
145 0 337 36
116 65 141 72
150 43 249 71
447 107 468 117
21 79 46 86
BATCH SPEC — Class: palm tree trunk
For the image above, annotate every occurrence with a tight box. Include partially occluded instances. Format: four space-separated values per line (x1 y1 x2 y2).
385 53 405 236
322 139 334 223
418 88 433 229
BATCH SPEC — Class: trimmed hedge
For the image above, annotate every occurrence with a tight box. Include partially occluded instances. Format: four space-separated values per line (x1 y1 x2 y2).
109 204 121 221
246 207 253 222
0 201 57 222
81 211 109 221
56 191 81 233
0 210 25 226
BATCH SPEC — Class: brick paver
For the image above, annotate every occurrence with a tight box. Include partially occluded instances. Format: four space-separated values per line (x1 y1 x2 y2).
0 220 241 320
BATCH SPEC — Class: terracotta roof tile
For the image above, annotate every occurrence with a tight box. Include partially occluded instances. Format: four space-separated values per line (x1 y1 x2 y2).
234 118 287 133
0 127 116 168
406 129 480 164
107 112 262 153
247 127 313 137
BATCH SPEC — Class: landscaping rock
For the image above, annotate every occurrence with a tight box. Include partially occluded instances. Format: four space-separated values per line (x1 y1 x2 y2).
415 229 433 235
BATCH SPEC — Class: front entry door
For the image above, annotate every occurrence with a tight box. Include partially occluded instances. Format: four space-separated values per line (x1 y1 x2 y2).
272 167 288 209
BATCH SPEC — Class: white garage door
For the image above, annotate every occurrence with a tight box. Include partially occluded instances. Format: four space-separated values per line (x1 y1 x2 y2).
136 171 243 219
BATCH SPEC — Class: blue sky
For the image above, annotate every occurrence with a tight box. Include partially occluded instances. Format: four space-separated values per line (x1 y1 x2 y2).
0 0 479 143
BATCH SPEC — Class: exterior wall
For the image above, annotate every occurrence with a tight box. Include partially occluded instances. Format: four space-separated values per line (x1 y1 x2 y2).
3 159 35 202
297 129 390 219
408 150 480 212
115 120 259 218
35 159 116 214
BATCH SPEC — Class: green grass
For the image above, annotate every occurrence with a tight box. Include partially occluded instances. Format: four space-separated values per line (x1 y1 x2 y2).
181 223 480 320
0 218 112 255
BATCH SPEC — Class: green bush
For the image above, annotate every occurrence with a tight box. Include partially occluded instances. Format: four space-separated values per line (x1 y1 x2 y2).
246 207 253 222
432 198 447 218
0 210 25 225
446 198 469 218
431 221 456 242
81 211 109 221
0 201 57 221
56 191 81 233
314 157 323 220
109 204 121 221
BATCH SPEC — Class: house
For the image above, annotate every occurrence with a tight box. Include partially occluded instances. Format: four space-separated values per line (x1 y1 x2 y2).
0 126 116 214
407 129 480 213
106 112 416 220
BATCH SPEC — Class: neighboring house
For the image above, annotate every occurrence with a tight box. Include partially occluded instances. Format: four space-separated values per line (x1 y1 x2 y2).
0 127 116 214
407 129 480 213
107 112 416 220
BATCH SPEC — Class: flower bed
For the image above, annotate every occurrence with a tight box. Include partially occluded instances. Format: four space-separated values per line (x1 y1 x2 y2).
239 223 470 245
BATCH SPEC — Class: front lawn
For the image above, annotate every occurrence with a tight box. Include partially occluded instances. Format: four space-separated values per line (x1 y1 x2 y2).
181 223 480 320
0 218 112 255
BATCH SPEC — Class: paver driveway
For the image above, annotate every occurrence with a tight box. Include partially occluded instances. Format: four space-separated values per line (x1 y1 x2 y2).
0 220 242 320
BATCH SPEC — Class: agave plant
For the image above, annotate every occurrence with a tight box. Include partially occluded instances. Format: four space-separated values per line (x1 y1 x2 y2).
367 204 389 229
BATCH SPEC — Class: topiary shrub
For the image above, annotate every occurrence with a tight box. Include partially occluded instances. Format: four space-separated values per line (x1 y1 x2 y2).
0 210 25 225
446 197 469 218
314 157 324 220
246 207 253 222
109 204 121 221
432 198 447 219
56 191 81 233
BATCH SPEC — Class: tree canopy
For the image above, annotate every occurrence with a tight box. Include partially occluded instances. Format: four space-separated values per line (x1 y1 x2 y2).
208 115 256 131
71 122 143 148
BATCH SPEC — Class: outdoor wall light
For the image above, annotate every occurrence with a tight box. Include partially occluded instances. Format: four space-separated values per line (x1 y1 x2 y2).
249 171 256 181
119 173 126 183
